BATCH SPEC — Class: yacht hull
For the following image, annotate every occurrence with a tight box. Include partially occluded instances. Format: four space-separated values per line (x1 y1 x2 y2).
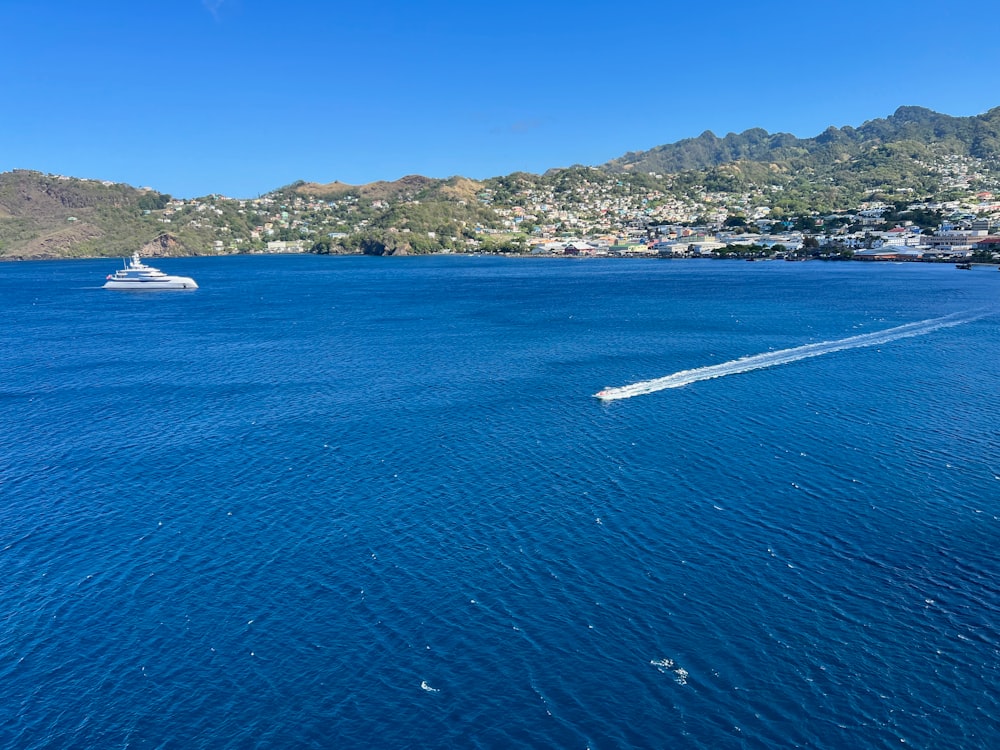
103 277 198 290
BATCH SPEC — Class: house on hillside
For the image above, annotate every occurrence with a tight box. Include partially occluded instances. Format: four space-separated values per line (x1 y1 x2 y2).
974 236 1000 256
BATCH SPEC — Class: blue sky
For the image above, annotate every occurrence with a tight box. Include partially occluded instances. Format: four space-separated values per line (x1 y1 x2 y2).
2 0 998 198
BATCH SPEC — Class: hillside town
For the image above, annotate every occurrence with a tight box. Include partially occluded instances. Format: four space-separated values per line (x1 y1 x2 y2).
143 162 1000 263
4 134 999 262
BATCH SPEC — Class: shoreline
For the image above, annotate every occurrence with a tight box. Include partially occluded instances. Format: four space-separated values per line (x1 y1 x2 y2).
3 251 998 268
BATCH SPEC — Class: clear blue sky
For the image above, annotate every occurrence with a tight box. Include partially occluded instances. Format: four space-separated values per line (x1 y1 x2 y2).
2 0 998 198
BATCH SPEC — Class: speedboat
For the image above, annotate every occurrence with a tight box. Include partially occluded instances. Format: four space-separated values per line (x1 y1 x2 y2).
103 253 198 290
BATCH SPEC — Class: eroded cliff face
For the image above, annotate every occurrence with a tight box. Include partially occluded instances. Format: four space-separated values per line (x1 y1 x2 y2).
138 232 197 258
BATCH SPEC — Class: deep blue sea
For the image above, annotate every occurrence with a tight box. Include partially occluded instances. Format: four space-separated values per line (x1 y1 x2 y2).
2 255 998 749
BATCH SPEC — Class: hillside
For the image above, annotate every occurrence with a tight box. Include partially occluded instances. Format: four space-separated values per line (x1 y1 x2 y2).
0 171 209 260
602 106 1000 214
605 106 1000 174
292 174 443 201
2 105 999 259
0 169 285 260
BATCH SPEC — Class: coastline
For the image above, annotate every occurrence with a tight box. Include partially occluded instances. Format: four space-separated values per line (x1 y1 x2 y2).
3 251 997 268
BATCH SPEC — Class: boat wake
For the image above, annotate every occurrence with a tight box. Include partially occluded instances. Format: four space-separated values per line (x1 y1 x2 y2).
595 311 983 401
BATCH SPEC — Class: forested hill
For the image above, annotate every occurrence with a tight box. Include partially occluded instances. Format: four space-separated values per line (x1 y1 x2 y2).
603 106 1000 174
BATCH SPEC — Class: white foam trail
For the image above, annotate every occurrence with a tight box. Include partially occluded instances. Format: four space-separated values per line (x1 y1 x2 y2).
595 312 981 401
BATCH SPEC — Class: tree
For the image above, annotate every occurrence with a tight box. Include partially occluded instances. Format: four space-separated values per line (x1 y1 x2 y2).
136 192 171 211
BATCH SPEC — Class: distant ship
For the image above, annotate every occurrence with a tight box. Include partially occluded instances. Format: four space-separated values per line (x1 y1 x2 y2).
103 253 198 290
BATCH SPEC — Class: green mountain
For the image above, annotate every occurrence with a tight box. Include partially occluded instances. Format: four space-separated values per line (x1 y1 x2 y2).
2 106 999 259
606 106 1000 173
602 106 1000 215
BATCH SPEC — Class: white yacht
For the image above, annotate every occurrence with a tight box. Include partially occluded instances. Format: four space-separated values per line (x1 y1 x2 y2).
103 253 198 290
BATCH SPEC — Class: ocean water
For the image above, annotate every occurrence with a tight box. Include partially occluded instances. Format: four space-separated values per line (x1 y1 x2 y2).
1 254 998 749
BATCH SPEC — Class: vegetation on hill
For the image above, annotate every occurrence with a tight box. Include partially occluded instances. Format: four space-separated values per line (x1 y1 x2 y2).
2 106 999 259
604 106 1000 215
606 106 1000 174
0 170 238 259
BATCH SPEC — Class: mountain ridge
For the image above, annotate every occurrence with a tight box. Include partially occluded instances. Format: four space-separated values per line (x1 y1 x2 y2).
603 105 1000 174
